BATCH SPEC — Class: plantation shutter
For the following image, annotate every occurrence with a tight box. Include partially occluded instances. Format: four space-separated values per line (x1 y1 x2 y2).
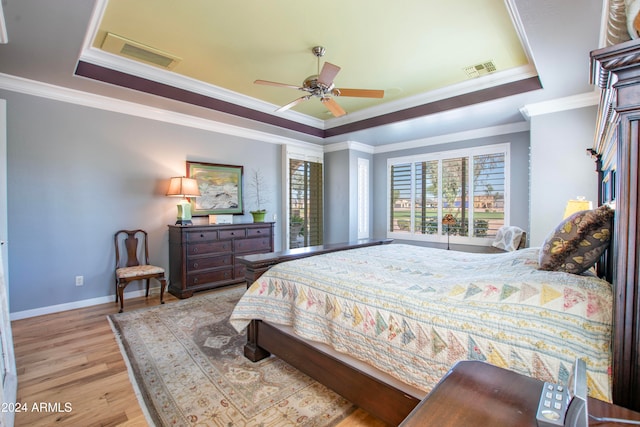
290 159 323 247
390 163 411 232
472 153 505 236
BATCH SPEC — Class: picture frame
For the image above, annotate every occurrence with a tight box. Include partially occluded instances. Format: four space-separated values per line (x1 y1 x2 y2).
186 161 243 215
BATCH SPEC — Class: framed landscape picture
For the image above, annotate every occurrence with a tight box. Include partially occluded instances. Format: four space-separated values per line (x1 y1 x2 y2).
186 161 244 215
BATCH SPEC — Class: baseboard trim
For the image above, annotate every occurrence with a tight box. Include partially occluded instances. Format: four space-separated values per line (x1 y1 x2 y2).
10 287 162 321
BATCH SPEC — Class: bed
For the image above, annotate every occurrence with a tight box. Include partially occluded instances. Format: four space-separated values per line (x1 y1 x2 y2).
231 241 613 424
230 34 640 425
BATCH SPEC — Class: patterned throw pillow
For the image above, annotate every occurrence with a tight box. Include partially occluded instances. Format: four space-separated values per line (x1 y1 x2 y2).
538 205 614 274
492 226 525 251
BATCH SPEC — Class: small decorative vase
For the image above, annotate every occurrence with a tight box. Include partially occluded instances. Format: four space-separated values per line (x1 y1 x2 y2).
250 211 266 223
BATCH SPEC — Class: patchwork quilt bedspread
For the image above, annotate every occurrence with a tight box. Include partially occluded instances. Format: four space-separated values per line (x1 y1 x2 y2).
230 244 613 401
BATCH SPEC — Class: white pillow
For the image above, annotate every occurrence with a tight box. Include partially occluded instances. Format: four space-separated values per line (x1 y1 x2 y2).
492 226 524 252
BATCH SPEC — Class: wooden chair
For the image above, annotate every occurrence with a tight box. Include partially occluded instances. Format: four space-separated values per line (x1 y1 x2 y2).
114 229 166 313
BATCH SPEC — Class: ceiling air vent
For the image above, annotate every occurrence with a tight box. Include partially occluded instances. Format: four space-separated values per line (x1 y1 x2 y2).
101 32 181 70
463 61 497 79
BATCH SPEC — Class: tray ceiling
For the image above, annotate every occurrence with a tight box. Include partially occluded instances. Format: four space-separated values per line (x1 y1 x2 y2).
80 0 537 133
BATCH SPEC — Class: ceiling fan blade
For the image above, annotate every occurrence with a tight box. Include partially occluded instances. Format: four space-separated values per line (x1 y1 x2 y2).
254 79 302 90
321 97 346 117
276 95 311 113
318 62 341 86
335 88 385 98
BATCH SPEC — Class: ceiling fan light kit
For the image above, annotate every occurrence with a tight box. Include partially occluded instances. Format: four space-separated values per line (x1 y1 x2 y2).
255 46 384 117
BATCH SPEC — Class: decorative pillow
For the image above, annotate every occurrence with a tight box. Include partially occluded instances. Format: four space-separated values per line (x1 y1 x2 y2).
492 226 525 251
538 205 614 274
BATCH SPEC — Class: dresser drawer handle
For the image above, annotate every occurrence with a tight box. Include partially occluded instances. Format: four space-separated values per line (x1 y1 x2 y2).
200 233 204 238
230 232 235 235
257 230 262 234
193 277 199 284
192 247 198 253
193 262 199 268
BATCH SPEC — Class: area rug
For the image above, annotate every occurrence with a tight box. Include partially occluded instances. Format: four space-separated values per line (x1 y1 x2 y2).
108 286 355 426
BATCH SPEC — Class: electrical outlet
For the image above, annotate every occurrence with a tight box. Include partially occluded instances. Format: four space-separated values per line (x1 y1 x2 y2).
75 275 84 286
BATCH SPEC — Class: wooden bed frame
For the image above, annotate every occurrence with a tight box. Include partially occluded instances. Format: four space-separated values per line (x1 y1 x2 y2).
236 40 640 424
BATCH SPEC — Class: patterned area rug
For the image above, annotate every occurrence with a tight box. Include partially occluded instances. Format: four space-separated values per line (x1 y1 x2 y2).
108 286 355 426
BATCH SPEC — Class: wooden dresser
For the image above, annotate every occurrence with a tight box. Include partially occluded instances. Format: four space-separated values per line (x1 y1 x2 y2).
168 222 274 298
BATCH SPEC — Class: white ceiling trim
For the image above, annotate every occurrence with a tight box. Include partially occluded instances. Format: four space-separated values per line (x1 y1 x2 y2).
0 72 539 158
519 90 600 118
80 46 539 132
0 1 7 44
373 122 531 154
324 141 375 154
78 47 327 130
0 72 322 150
324 64 539 129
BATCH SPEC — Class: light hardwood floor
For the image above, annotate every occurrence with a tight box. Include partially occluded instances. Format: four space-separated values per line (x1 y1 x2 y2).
11 288 387 426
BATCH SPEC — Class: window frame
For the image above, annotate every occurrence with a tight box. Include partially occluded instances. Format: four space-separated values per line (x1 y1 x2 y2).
386 143 510 246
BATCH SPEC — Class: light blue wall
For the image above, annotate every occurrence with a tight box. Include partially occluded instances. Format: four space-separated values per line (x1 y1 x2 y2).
372 131 531 251
2 87 600 315
324 148 374 243
324 150 350 243
529 106 598 246
3 90 283 314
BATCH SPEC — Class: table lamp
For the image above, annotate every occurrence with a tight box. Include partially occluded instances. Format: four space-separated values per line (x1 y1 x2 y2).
563 197 593 219
442 213 456 250
166 177 201 225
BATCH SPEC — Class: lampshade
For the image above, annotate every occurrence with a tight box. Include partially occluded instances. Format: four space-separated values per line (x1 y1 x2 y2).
167 177 200 225
166 177 201 197
563 197 592 219
442 214 456 225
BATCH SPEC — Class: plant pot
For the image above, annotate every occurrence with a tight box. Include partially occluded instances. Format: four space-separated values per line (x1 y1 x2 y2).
250 211 266 222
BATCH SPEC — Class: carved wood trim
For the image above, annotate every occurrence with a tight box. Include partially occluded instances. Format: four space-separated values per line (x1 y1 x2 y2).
591 39 640 411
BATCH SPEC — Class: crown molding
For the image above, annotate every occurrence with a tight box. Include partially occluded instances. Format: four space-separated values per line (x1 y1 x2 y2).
373 122 531 154
324 141 375 154
519 90 599 118
0 72 323 150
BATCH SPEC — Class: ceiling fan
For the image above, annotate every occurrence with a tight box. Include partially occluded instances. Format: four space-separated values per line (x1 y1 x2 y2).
254 46 384 118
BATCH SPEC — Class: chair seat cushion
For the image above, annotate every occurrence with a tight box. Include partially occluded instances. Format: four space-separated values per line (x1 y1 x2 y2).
116 265 165 279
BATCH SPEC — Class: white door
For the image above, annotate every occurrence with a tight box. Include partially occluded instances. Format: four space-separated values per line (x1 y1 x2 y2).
0 99 16 427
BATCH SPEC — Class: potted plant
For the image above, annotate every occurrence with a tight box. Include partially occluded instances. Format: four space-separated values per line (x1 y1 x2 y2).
247 169 269 222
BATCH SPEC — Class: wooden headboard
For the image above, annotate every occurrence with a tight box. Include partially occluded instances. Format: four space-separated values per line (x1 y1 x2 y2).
591 38 640 412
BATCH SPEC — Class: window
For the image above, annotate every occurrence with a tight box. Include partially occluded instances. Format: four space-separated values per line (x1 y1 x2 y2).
285 145 324 249
388 143 509 244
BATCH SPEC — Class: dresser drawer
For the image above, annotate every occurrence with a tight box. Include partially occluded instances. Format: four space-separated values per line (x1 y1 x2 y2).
188 240 232 255
247 227 272 238
187 254 232 272
235 263 246 278
234 237 272 254
187 269 233 287
219 228 246 240
186 230 218 242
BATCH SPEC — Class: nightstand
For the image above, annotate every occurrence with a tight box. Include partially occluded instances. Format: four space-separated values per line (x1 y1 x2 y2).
400 360 640 426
